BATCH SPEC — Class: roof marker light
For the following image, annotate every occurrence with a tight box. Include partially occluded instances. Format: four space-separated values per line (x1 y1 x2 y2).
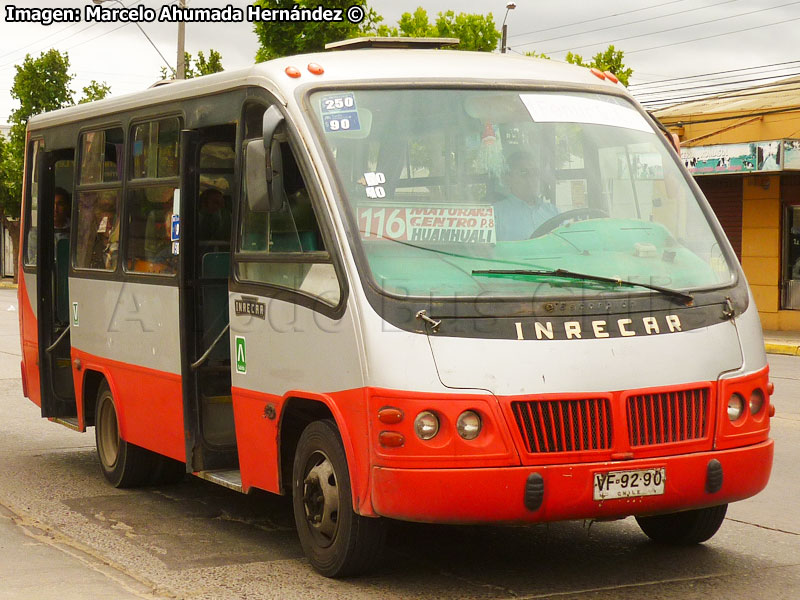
285 66 301 78
308 63 324 75
603 71 619 84
590 68 606 80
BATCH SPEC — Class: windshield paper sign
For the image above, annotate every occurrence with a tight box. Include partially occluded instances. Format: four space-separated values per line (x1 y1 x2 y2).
357 204 496 243
520 93 652 133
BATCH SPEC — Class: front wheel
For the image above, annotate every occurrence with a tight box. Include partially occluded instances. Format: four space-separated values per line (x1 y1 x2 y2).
292 419 385 577
635 504 728 545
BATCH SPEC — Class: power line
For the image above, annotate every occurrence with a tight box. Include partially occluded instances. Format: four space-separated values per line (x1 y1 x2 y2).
0 20 85 61
0 0 150 71
541 1 800 55
653 105 800 126
640 83 800 109
627 14 800 55
0 0 179 74
509 0 690 39
515 0 740 49
633 71 800 98
629 60 800 89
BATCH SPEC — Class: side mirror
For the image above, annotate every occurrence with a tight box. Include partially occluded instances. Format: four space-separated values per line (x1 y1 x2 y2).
245 105 286 212
669 132 681 155
263 105 284 152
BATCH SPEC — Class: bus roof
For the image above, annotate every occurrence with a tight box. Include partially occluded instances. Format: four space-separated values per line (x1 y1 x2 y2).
28 49 624 131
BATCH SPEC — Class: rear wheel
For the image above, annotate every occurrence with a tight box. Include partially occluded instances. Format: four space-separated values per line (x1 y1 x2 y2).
94 383 184 487
292 419 385 577
636 504 728 545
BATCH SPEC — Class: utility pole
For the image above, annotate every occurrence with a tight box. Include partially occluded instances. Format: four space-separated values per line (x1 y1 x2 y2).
501 2 516 54
177 0 187 79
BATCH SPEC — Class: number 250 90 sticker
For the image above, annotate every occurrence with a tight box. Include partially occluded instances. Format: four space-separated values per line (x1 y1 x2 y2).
321 92 361 133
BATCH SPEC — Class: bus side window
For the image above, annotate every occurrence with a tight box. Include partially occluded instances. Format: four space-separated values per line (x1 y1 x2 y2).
126 186 179 275
125 118 181 275
236 122 340 307
74 128 124 271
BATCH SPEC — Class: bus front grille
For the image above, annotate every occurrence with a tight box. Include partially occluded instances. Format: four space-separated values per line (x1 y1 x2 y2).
511 398 613 453
627 387 709 447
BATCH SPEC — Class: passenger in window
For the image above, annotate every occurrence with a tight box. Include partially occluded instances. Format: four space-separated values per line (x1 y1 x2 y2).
89 193 118 270
197 188 230 242
493 151 558 241
53 187 71 245
143 188 177 273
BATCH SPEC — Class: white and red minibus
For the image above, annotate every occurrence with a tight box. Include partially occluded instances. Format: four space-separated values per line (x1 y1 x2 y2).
18 39 773 576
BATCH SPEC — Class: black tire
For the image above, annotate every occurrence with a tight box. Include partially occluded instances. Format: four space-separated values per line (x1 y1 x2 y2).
147 453 186 485
94 383 184 487
292 419 386 577
636 504 728 545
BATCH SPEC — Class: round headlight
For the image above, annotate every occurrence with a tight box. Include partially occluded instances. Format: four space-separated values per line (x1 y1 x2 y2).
727 393 745 421
456 410 482 440
414 411 439 440
749 388 765 415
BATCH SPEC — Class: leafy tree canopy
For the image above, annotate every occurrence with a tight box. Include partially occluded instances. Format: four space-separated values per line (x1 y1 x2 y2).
376 7 501 52
4 50 75 217
79 80 112 104
565 45 633 86
161 49 224 80
2 49 111 218
525 50 551 60
253 0 381 61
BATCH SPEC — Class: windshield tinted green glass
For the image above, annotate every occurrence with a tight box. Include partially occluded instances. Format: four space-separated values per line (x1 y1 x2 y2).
310 89 733 299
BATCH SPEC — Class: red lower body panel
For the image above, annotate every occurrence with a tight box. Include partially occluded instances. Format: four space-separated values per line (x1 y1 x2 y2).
371 440 773 524
71 349 185 463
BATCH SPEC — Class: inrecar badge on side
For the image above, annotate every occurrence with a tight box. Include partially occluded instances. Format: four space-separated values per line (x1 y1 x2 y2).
234 296 266 320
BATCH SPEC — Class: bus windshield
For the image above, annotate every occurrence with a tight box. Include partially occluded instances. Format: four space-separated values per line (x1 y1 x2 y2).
309 89 733 300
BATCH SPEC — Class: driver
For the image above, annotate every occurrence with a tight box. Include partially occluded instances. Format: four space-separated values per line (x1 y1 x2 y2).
493 151 558 241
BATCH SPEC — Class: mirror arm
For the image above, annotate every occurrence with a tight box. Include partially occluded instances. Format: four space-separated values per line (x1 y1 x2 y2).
263 105 285 184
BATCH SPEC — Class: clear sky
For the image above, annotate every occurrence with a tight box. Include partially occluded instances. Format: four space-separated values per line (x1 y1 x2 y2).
2 0 799 121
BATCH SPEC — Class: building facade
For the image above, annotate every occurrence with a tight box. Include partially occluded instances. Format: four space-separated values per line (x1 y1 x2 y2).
655 76 800 331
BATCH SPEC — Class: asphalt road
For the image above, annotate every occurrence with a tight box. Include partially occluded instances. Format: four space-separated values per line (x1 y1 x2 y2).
0 286 798 600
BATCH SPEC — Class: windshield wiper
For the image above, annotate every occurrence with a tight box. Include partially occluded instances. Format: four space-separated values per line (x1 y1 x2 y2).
471 268 694 306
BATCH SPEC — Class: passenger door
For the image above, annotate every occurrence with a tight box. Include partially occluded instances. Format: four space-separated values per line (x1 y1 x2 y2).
227 103 354 493
179 124 239 472
36 146 77 418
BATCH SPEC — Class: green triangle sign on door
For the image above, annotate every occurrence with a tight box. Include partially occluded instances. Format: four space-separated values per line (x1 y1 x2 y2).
235 336 246 374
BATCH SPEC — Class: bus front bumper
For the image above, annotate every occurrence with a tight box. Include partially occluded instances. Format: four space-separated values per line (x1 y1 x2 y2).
370 440 773 523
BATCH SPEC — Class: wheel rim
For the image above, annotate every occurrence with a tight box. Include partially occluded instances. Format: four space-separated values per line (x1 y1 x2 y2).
97 394 120 469
302 450 340 548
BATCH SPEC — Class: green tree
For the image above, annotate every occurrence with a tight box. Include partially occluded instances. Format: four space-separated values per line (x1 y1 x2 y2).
525 50 551 60
192 50 224 77
377 7 501 52
79 80 111 104
2 50 75 277
161 49 225 80
253 0 381 61
2 50 110 278
6 49 75 209
565 44 633 86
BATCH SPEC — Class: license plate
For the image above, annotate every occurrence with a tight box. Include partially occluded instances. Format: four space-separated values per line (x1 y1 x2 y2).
593 467 665 500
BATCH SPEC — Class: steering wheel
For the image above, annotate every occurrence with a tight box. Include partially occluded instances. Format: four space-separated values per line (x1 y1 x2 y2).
530 207 609 238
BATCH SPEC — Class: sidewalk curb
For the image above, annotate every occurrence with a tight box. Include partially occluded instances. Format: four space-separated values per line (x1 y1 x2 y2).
764 342 800 356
